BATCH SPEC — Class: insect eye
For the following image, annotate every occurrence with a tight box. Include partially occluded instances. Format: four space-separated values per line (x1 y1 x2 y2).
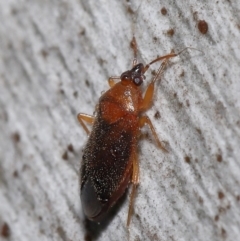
131 63 144 86
133 76 143 86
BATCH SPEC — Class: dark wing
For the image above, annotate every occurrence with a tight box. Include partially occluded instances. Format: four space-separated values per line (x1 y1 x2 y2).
81 116 137 202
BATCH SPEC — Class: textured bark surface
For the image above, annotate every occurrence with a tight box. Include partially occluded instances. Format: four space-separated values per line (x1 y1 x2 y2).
0 1 240 241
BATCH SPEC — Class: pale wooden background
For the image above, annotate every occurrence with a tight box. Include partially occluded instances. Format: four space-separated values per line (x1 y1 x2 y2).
0 0 240 241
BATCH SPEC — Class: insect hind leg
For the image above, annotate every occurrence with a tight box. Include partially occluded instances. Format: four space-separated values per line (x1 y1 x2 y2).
77 113 95 135
139 115 168 152
127 151 139 228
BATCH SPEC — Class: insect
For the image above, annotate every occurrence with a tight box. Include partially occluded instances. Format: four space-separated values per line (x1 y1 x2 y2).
78 37 192 226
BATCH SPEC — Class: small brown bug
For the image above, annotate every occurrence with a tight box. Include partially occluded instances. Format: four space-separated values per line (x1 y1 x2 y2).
78 37 193 227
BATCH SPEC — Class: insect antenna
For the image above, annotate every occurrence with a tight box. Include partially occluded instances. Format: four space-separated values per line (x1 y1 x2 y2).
143 47 203 83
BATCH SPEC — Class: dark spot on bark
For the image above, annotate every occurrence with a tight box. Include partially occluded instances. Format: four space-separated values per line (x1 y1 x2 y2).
216 154 222 162
127 6 134 14
218 206 225 213
198 196 203 204
62 151 68 160
180 70 185 77
13 170 18 178
41 49 48 58
198 20 208 34
12 132 20 143
97 58 105 66
1 222 10 237
161 7 167 15
154 111 161 119
193 11 198 21
221 227 227 238
167 28 175 37
178 102 183 108
57 226 67 240
73 91 78 98
68 144 74 153
151 69 156 76
85 79 90 87
135 213 140 220
196 128 202 135
11 7 18 15
218 191 225 199
185 156 191 163
79 28 86 36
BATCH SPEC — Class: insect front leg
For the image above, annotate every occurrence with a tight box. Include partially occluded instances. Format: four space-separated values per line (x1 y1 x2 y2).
77 113 95 135
140 58 170 112
108 76 120 87
139 115 168 152
139 82 155 111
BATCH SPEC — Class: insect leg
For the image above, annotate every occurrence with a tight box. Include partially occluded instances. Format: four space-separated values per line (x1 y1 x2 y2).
130 36 138 67
140 57 170 112
77 113 95 135
139 115 168 152
127 151 139 228
139 81 155 111
130 1 143 67
143 47 202 74
108 76 120 87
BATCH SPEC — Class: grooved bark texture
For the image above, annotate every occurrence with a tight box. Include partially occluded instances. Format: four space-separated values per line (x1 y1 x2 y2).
1 1 240 241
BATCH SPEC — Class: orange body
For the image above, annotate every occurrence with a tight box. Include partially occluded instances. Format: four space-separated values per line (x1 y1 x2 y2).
81 79 143 221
